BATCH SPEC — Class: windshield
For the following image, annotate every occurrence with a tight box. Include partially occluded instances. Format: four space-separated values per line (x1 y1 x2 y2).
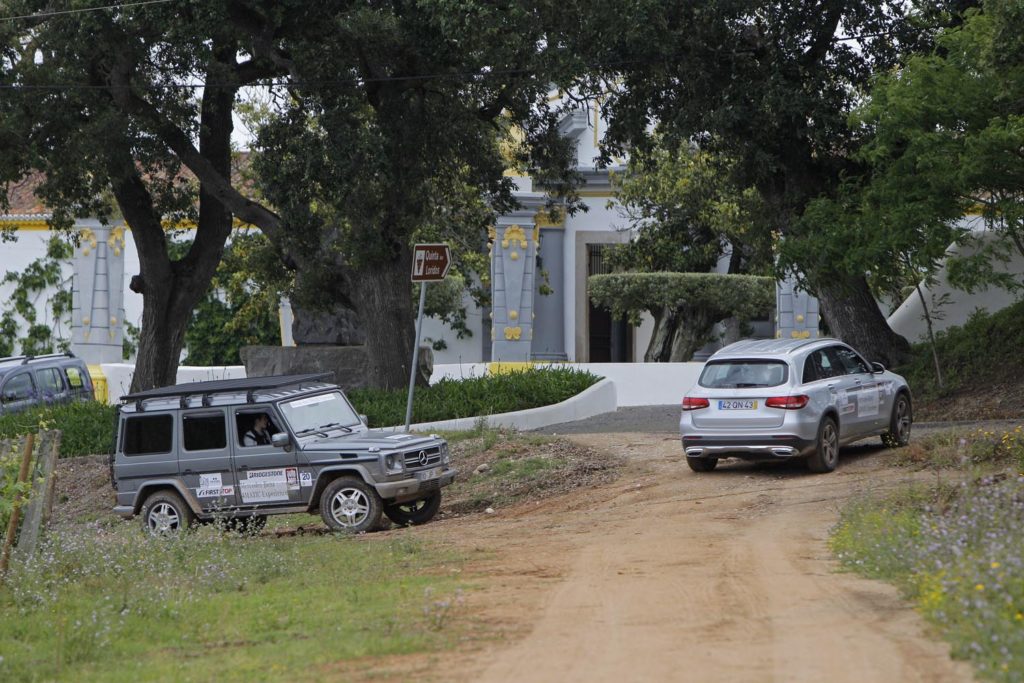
699 360 788 388
279 391 361 435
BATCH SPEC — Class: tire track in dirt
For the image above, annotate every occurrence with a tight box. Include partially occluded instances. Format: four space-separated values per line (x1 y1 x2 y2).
429 433 974 683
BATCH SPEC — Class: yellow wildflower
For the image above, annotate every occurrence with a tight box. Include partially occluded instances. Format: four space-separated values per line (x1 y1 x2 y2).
976 584 985 591
992 562 1001 569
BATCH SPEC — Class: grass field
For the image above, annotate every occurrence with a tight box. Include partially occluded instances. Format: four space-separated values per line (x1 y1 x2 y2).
831 424 1024 682
0 525 465 682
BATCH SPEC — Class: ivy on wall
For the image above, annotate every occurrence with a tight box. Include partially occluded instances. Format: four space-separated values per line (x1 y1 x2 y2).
0 237 73 358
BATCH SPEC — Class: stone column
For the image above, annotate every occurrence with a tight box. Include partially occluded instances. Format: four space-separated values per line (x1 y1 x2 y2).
776 276 820 339
71 224 126 363
491 192 547 362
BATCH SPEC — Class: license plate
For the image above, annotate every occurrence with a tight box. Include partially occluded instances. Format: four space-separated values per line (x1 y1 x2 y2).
718 400 758 410
415 467 441 481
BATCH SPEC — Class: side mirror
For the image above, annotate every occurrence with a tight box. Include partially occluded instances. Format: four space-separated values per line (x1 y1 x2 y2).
871 362 886 374
271 432 291 450
359 414 368 426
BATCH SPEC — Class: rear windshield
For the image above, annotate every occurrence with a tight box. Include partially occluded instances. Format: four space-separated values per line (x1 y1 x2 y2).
699 360 789 388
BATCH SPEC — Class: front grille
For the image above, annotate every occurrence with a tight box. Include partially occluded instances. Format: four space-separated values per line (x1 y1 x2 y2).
403 446 442 469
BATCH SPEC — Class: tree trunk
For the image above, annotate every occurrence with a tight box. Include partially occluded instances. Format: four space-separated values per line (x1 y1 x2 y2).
644 306 679 362
816 274 911 367
669 306 714 361
350 248 418 390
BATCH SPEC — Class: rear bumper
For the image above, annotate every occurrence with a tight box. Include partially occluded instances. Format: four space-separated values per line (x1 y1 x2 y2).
681 435 816 459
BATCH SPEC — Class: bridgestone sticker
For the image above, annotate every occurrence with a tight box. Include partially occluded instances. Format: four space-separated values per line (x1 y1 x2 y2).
239 467 296 503
197 486 235 498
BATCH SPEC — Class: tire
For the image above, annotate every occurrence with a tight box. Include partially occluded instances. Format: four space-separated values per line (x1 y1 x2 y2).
140 490 195 537
882 393 913 448
686 457 718 472
806 416 840 473
384 492 442 526
320 477 383 533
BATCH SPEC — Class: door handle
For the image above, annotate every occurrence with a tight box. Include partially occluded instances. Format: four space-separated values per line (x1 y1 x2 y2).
182 469 194 475
827 383 838 392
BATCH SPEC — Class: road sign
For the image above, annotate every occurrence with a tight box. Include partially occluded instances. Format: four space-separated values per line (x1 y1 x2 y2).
411 243 451 282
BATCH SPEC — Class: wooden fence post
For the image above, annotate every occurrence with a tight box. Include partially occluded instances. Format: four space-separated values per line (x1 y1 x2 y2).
0 433 36 579
15 430 62 561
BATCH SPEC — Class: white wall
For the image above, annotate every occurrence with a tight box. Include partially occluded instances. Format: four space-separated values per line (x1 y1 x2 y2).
888 225 1024 342
100 363 248 403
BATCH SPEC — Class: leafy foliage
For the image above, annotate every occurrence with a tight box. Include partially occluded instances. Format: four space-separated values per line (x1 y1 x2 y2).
609 144 772 275
348 367 600 427
177 232 283 367
898 301 1024 401
0 439 35 544
0 236 73 356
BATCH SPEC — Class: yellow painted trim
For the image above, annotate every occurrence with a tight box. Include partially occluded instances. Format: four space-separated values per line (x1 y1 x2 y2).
534 209 565 229
487 361 536 375
0 218 50 230
87 364 109 404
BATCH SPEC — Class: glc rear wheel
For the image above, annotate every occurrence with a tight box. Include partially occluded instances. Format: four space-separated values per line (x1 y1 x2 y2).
687 457 718 472
807 417 839 473
882 393 912 448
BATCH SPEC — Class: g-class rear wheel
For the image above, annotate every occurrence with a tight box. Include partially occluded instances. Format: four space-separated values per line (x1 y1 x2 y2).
141 490 195 536
384 492 442 526
320 477 383 533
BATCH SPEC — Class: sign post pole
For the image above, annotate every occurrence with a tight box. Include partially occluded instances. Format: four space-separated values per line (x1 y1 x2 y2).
405 243 452 431
404 281 428 431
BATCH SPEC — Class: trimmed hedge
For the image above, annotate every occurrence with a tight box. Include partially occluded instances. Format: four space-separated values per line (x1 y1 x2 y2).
0 401 117 458
349 367 601 427
588 271 775 322
0 367 601 456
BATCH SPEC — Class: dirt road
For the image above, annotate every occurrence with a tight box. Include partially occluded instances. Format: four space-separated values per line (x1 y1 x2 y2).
423 432 975 683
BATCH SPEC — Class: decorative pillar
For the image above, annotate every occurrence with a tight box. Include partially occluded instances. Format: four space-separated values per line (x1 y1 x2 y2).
531 224 567 360
71 224 126 363
776 275 820 340
491 191 547 362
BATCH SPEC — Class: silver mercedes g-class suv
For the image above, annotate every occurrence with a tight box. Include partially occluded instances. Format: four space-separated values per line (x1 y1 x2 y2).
111 374 456 535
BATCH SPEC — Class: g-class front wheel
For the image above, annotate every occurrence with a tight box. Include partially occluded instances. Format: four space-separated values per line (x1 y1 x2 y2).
320 477 383 533
140 490 195 537
384 492 442 526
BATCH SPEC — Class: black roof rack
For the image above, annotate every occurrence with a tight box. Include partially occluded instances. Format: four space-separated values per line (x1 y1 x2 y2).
120 373 334 403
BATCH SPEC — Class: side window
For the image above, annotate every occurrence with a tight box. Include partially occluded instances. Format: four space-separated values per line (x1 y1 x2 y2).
65 366 84 389
831 346 871 375
183 412 227 452
2 373 36 403
122 414 174 456
803 350 837 383
36 368 63 395
236 410 280 447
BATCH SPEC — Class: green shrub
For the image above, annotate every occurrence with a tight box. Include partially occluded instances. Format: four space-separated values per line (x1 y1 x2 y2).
349 367 601 427
898 301 1024 400
0 401 117 457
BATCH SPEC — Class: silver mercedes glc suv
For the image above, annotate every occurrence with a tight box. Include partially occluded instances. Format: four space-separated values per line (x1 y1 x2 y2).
680 338 912 473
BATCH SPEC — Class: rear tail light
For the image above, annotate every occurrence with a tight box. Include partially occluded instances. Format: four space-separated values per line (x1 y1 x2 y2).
682 397 710 411
765 395 810 410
